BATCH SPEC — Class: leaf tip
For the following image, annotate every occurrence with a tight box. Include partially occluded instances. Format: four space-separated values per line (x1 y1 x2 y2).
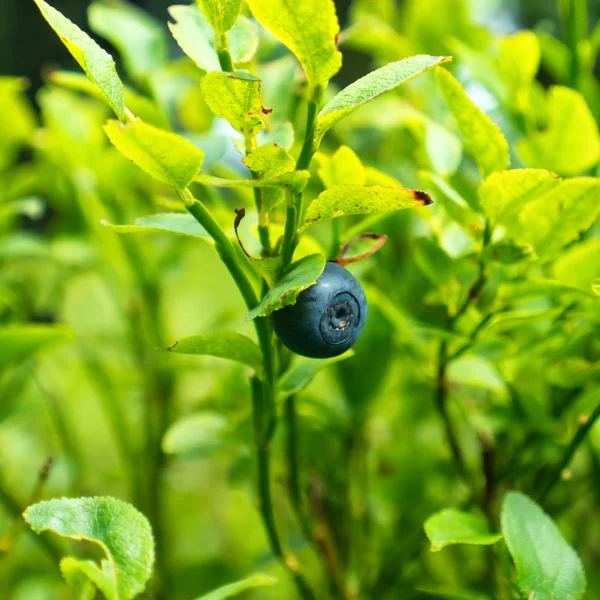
414 190 433 206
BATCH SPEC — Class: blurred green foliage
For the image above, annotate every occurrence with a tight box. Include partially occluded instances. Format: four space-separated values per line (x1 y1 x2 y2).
1 0 600 599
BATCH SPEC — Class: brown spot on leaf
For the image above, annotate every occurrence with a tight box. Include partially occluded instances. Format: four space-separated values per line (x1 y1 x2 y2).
262 106 273 114
414 190 433 205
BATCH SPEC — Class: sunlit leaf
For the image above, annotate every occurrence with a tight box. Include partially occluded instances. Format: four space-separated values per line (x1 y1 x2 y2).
194 574 278 600
246 0 341 85
501 492 586 600
303 184 432 228
316 55 450 142
32 0 126 120
104 119 204 190
317 145 365 187
242 143 296 177
518 86 600 176
24 497 155 600
246 254 326 320
164 330 263 372
435 67 509 178
197 172 309 194
424 509 502 552
104 213 213 243
553 239 600 293
197 0 243 34
60 558 96 600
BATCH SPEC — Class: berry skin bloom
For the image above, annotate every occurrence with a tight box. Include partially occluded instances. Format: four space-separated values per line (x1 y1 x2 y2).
272 261 368 358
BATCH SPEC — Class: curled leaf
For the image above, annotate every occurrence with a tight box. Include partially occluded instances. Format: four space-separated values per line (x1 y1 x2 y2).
333 233 387 266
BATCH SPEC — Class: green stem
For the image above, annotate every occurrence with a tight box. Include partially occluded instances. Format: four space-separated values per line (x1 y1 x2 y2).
217 47 235 72
538 402 600 502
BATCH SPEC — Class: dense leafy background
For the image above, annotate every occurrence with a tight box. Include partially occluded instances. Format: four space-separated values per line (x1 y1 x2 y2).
1 0 599 599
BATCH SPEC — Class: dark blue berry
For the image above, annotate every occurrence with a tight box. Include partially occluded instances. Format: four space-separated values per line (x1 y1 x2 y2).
272 261 368 358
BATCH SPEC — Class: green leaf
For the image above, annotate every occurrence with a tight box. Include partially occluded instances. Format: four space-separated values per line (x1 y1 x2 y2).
32 0 125 120
516 177 600 257
318 146 365 187
164 330 263 372
24 497 155 600
104 119 204 190
246 254 326 320
316 55 450 142
501 491 586 600
278 351 354 396
197 0 243 34
162 412 229 457
262 121 295 150
518 86 600 176
61 558 104 600
303 185 432 228
228 16 259 64
414 237 454 287
197 172 309 194
478 168 561 223
435 67 510 178
334 233 387 266
553 239 600 293
88 0 167 84
424 509 502 552
0 325 73 373
201 71 268 136
481 240 535 264
104 213 213 243
242 143 296 177
194 574 278 600
245 0 341 85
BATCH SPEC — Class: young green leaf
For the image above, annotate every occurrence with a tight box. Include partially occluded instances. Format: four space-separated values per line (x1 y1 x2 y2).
553 239 600 293
262 121 295 149
424 509 502 552
88 1 168 84
104 119 204 190
242 143 296 177
245 0 341 85
478 168 561 223
278 351 354 396
196 172 310 194
162 412 229 457
246 254 326 320
201 71 268 136
60 558 96 600
104 213 213 243
194 574 278 600
32 0 126 120
435 67 510 178
0 325 73 373
197 0 243 34
303 184 432 228
518 86 600 176
163 330 263 372
24 497 155 600
318 146 365 187
501 491 587 600
315 55 451 143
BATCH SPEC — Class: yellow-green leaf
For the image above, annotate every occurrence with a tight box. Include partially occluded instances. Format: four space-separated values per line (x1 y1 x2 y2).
245 0 341 85
197 0 243 34
316 55 450 142
194 574 278 600
435 67 510 178
201 71 267 135
164 330 263 372
104 119 204 190
196 172 309 194
104 213 213 243
24 497 155 600
317 146 365 187
553 238 600 293
303 185 432 228
246 254 326 320
242 143 296 177
518 86 600 176
32 0 125 120
425 509 503 552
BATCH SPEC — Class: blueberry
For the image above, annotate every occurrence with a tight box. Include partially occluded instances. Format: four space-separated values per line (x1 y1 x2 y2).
272 261 368 358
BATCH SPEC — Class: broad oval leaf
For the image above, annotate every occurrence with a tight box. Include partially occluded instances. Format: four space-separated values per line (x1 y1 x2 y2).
162 412 229 457
303 184 432 228
518 86 600 176
316 55 450 142
163 330 263 372
0 325 74 373
246 254 326 320
33 0 126 120
424 509 503 552
201 71 268 135
60 558 96 600
478 168 561 223
317 145 366 187
194 574 278 600
104 213 213 243
196 172 309 194
24 497 155 600
88 1 168 84
197 0 243 34
501 491 587 600
242 143 296 177
104 119 204 190
435 67 510 178
245 0 341 85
